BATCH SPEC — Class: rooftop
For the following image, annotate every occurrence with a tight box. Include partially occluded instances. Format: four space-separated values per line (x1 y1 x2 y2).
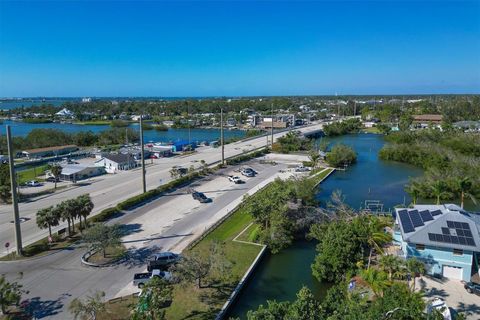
395 204 480 252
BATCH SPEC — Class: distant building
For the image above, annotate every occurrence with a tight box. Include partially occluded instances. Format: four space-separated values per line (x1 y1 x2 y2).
95 153 138 173
412 114 443 128
81 97 92 103
22 145 78 159
55 108 74 118
453 121 480 132
226 118 237 127
394 204 480 281
258 118 288 129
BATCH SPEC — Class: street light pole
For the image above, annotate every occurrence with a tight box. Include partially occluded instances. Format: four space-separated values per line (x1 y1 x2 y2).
139 116 146 193
220 107 224 165
6 125 22 256
271 103 274 149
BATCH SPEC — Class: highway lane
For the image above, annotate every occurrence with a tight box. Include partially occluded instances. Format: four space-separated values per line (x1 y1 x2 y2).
0 122 325 255
0 161 289 319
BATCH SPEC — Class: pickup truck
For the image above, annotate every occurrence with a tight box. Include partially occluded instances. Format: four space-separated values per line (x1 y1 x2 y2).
228 176 244 184
133 269 172 288
147 252 181 271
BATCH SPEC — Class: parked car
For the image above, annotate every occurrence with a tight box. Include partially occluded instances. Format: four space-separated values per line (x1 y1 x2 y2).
26 180 41 187
295 165 310 172
240 168 255 177
427 298 452 320
46 176 60 183
192 191 211 203
133 269 172 288
464 282 480 295
147 252 181 271
228 176 244 184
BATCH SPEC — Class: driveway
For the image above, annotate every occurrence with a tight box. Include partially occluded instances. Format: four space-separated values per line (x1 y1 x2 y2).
417 276 480 319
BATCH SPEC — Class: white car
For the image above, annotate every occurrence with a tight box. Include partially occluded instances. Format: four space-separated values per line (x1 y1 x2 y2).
27 180 41 187
228 176 244 184
427 298 452 320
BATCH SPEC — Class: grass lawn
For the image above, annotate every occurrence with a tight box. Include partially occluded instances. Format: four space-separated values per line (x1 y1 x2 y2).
362 126 381 134
100 207 261 320
88 245 127 264
0 234 80 261
17 164 49 184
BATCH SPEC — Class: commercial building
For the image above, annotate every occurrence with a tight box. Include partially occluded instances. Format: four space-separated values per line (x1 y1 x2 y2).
21 145 79 159
412 114 443 128
394 204 480 281
95 153 138 173
58 164 105 182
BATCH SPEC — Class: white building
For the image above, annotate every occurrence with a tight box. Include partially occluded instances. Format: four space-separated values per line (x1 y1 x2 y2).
95 154 138 173
55 108 74 118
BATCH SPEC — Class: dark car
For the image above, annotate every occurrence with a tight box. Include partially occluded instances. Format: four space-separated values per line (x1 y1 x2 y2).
147 252 181 271
192 191 210 203
46 176 60 182
464 282 480 295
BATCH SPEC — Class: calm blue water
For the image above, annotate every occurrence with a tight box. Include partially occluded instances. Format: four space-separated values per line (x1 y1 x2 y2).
227 133 423 318
0 99 72 109
0 120 245 143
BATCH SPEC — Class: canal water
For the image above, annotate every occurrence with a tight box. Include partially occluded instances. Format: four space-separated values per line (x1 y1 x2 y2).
227 133 424 318
0 120 245 143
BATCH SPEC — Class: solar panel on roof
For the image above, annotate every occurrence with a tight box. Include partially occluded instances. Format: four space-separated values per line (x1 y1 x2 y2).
464 230 472 237
466 238 476 246
454 221 462 228
443 235 451 243
461 222 470 229
441 227 450 235
428 233 435 241
458 237 467 245
451 236 459 244
409 210 424 228
419 210 433 222
447 220 455 228
399 210 415 233
431 210 442 216
457 229 465 236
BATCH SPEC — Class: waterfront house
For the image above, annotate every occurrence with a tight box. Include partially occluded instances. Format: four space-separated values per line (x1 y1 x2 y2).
95 153 138 173
394 204 480 281
55 108 74 118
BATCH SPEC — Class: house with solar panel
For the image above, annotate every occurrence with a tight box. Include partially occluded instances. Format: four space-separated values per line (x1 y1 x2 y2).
394 204 480 281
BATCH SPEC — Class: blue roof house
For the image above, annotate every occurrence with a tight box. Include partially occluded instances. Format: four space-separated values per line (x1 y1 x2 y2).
394 204 480 281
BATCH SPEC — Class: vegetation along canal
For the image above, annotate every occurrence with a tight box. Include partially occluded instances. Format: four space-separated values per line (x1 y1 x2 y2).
228 133 431 319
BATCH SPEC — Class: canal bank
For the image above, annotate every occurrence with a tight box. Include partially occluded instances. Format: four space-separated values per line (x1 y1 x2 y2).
227 133 425 319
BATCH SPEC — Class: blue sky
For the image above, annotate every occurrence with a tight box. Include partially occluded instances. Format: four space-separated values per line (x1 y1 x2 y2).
0 1 479 97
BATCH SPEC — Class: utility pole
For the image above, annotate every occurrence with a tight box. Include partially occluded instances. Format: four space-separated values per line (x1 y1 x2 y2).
220 107 224 165
139 116 146 193
270 103 274 149
6 125 22 256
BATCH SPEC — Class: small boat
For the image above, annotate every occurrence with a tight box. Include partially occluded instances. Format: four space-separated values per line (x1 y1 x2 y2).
427 298 452 320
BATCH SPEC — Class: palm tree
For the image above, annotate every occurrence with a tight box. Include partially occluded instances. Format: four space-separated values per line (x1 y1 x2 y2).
77 194 94 230
405 180 421 206
406 258 425 291
308 150 321 169
36 206 59 238
50 164 62 189
379 254 402 281
69 291 106 320
365 217 393 269
457 177 477 209
430 181 449 205
359 268 389 297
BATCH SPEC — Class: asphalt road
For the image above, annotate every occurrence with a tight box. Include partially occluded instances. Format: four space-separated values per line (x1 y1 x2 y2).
0 161 290 319
0 122 325 255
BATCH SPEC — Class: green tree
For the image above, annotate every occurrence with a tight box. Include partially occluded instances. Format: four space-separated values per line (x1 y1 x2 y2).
405 258 425 291
405 180 422 206
77 194 94 230
325 144 357 168
246 300 290 320
379 254 402 281
173 251 211 289
50 164 62 189
0 275 26 315
0 164 11 203
363 216 392 269
36 206 59 238
457 177 477 209
308 150 321 169
132 278 172 320
286 286 323 320
359 268 389 297
83 224 122 258
430 181 450 205
68 291 106 320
